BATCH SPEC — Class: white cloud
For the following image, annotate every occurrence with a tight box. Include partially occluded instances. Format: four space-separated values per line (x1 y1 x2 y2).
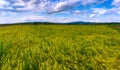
89 14 96 17
0 0 108 14
0 17 25 24
13 0 37 11
118 11 120 14
90 7 120 17
90 8 107 17
47 0 107 14
73 10 81 15
22 15 44 21
112 0 120 7
12 0 26 7
22 15 79 23
47 0 80 14
81 0 96 5
112 0 120 15
0 0 120 23
0 14 81 23
81 0 107 5
93 8 107 15
0 0 10 9
108 7 120 14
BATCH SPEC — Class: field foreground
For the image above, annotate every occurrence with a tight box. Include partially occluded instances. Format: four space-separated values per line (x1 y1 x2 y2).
0 24 120 70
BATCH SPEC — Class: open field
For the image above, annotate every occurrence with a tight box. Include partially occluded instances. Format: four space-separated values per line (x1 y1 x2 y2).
0 24 120 70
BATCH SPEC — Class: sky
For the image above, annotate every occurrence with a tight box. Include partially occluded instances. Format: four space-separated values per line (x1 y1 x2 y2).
0 0 120 23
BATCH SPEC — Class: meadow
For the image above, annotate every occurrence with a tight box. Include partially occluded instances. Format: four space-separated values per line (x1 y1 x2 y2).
0 24 120 70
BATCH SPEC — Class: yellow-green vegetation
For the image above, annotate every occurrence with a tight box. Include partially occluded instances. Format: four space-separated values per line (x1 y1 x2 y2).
0 24 120 70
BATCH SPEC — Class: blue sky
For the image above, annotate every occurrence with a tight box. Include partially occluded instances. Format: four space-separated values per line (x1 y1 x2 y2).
0 0 120 23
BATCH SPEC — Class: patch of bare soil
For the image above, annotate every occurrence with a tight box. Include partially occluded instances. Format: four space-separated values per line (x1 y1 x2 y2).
0 26 4 27
116 26 120 28
0 26 7 28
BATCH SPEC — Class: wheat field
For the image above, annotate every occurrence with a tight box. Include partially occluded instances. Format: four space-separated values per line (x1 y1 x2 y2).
0 24 120 70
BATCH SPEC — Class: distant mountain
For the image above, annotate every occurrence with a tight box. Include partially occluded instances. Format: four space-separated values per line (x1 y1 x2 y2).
66 21 120 24
0 21 120 25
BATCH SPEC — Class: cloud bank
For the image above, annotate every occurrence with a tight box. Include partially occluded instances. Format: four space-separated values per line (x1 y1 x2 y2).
0 0 108 13
0 0 120 23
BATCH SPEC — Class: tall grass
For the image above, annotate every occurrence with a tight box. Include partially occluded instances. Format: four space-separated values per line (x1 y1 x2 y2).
0 24 120 70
